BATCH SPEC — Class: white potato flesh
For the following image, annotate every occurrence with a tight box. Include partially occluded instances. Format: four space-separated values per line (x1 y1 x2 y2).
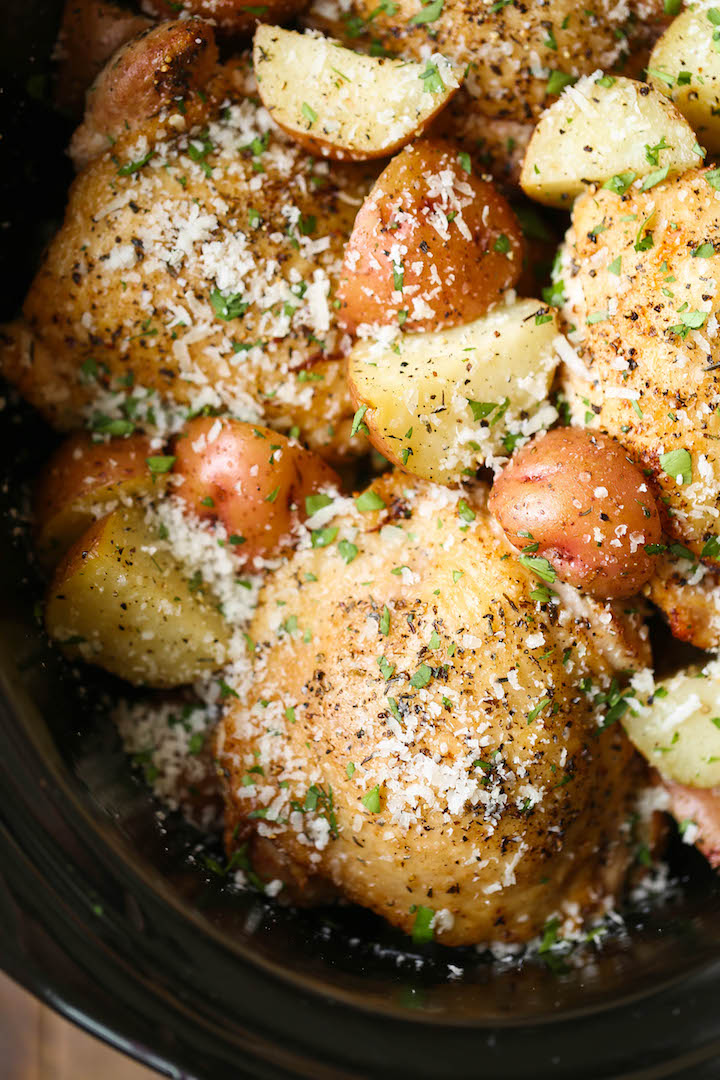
45 506 231 687
521 73 701 208
623 660 720 788
347 298 560 484
648 7 720 153
253 26 461 160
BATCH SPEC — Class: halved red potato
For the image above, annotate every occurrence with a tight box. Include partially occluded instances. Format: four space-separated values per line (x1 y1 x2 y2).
45 505 231 687
253 26 461 161
144 0 310 36
336 139 524 333
34 432 167 571
70 18 218 170
54 0 152 115
172 418 340 562
489 428 662 599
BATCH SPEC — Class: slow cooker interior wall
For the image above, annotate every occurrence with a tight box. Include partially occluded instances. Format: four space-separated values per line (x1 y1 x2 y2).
2 3 720 1074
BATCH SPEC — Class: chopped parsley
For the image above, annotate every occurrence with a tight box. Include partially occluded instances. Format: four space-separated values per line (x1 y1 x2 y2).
603 171 636 195
419 62 445 93
518 554 557 583
338 539 358 564
659 447 692 485
378 655 395 680
640 165 669 192
361 785 381 812
351 404 369 437
546 70 576 95
305 493 333 516
410 905 435 944
117 149 155 176
355 489 386 512
408 0 443 23
210 289 248 321
410 663 433 689
146 455 176 474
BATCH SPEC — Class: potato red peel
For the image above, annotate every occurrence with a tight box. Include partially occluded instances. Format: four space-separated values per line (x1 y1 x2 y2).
337 139 524 334
489 427 662 599
172 418 339 562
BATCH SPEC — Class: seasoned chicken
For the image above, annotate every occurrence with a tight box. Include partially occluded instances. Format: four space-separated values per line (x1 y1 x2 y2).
558 167 720 647
1 54 375 459
218 472 653 946
304 0 668 125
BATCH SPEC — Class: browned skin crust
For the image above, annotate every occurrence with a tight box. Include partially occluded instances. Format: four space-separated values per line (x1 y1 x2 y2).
70 18 219 170
55 0 152 115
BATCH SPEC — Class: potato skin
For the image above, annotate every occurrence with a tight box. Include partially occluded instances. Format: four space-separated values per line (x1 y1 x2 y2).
142 0 310 36
34 431 162 570
664 781 720 869
54 0 152 116
172 418 339 562
489 429 662 599
218 472 651 946
336 139 523 333
70 18 219 170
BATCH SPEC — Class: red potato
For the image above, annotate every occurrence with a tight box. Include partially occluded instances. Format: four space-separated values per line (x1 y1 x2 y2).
55 0 152 115
34 431 165 571
489 428 662 600
142 0 310 35
664 781 720 869
336 139 524 334
69 17 218 170
172 418 340 562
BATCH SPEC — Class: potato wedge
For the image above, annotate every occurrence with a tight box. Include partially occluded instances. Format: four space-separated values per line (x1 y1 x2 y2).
253 26 460 160
336 139 524 333
648 7 720 154
347 298 560 484
521 74 700 208
34 433 166 572
623 660 720 789
45 506 231 687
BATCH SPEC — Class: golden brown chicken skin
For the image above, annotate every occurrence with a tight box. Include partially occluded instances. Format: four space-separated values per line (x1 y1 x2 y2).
218 472 652 946
559 167 720 646
1 53 376 460
305 0 668 125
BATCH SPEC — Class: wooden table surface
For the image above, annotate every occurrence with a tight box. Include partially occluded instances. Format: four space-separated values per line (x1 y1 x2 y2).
1 972 157 1080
